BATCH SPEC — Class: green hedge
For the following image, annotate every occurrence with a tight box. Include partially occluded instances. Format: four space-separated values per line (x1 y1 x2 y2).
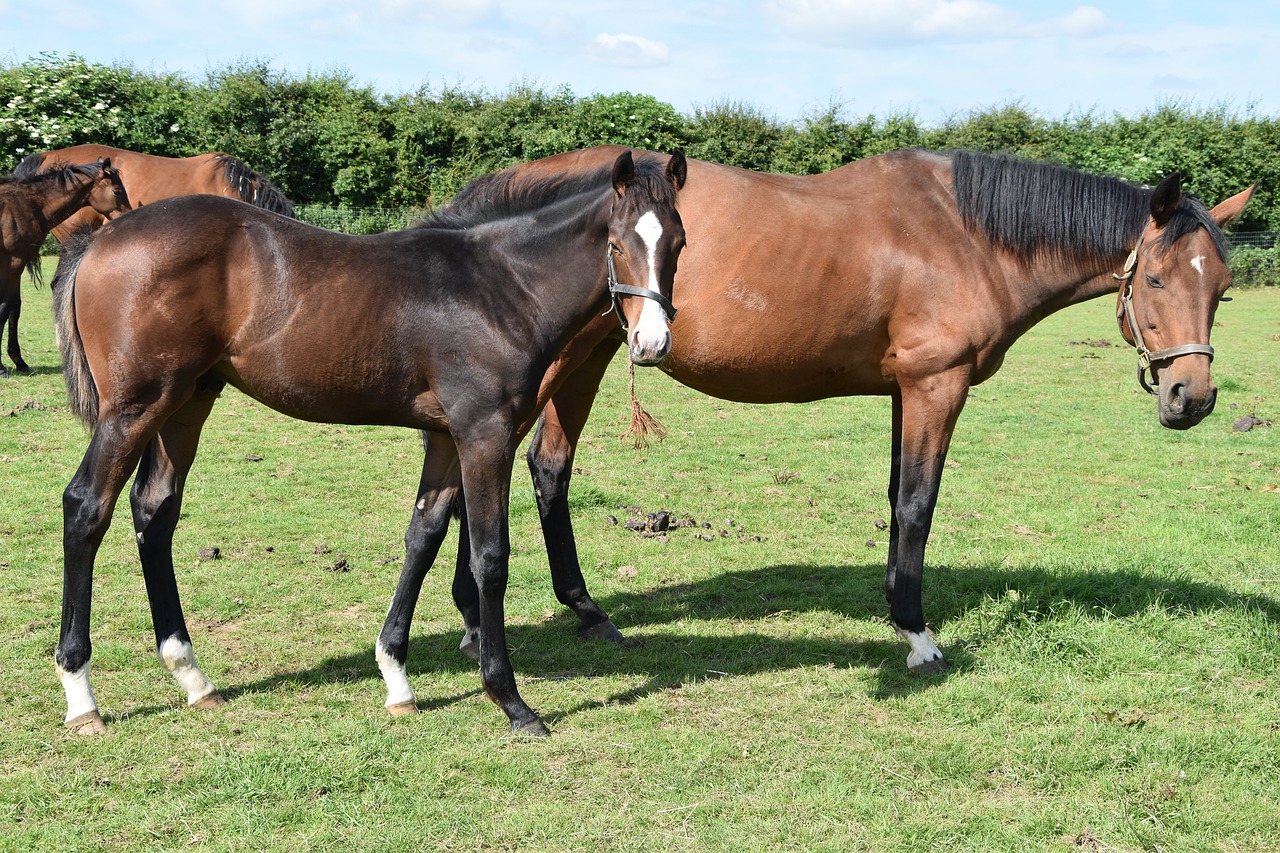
5 53 1280 231
1229 245 1280 288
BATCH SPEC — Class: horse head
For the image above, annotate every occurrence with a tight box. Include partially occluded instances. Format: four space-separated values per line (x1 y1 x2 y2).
1115 172 1254 429
88 157 132 220
605 149 687 366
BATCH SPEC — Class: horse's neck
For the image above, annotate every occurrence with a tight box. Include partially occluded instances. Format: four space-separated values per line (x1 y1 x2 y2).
509 210 612 349
39 178 97 230
1007 251 1129 331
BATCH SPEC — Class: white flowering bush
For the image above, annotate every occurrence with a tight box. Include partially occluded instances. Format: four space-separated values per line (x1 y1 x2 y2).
0 53 128 170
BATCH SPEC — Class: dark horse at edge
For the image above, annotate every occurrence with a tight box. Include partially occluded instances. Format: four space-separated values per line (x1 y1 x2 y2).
15 144 294 243
0 158 131 376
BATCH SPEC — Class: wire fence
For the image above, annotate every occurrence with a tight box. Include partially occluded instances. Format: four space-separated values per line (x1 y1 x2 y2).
1227 231 1277 249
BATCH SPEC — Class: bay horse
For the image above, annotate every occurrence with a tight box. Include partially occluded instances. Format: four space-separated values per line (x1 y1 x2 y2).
0 158 130 376
443 145 1253 674
14 144 294 242
49 148 688 736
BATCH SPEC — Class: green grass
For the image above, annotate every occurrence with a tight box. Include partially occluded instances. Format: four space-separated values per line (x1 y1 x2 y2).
1 264 1278 851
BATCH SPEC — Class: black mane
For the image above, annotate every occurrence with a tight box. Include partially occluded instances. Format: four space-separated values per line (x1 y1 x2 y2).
3 158 104 192
424 152 678 231
951 151 1228 267
213 153 296 218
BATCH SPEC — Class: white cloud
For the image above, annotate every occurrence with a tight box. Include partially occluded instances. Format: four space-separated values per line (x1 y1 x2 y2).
591 33 671 67
1028 5 1110 38
765 0 1110 46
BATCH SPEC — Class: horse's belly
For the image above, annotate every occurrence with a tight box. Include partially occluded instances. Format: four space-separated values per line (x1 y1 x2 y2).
219 359 445 429
661 350 890 403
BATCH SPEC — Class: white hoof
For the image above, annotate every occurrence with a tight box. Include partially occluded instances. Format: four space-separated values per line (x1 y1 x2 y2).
895 627 946 673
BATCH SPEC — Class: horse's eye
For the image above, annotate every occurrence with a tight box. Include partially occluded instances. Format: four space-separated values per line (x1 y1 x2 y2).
1145 274 1164 289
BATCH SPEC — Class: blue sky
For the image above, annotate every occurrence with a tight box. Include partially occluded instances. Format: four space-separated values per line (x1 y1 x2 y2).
3 0 1277 123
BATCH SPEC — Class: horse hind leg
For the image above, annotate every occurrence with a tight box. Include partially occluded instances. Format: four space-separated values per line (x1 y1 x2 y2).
59 409 175 733
129 385 224 711
377 431 463 716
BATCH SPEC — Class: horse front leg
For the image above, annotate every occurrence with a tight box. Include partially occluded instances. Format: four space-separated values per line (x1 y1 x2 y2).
130 389 223 711
4 287 30 374
527 334 625 641
0 270 19 376
888 369 970 674
377 431 463 715
884 391 904 603
59 415 160 733
459 421 547 736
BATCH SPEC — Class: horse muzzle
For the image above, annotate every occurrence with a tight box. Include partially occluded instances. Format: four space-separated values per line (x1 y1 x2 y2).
1156 370 1217 430
628 326 672 366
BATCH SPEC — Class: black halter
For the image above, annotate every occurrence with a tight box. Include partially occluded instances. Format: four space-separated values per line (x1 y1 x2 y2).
1114 231 1215 395
606 243 677 332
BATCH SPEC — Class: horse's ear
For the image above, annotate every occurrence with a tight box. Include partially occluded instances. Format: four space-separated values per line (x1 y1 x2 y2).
1209 183 1256 229
611 150 636 196
99 157 111 169
666 150 687 191
1150 171 1181 226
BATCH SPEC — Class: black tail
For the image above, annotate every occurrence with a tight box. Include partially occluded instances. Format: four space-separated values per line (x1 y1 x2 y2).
51 227 100 430
214 153 296 218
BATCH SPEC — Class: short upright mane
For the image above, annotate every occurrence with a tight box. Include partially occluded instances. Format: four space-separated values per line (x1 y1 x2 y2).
951 151 1229 267
425 153 678 231
2 159 104 193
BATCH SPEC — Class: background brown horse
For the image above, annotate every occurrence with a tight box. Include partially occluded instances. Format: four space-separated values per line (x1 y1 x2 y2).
14 144 293 241
0 158 130 376
49 148 686 737
442 145 1253 676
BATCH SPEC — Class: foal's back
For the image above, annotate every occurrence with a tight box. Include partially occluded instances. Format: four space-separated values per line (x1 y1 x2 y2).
71 195 463 428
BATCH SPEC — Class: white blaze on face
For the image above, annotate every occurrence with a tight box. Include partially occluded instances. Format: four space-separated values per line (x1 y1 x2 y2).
1191 255 1206 276
628 210 672 361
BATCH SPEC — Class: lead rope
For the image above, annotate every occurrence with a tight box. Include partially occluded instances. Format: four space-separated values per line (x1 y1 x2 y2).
607 243 672 448
621 360 667 449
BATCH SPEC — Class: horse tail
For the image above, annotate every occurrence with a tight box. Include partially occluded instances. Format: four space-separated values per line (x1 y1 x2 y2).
214 153 297 219
52 227 100 431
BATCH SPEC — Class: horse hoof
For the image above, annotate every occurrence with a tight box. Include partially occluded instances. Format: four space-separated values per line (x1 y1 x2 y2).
909 657 948 675
579 619 624 644
192 692 227 710
511 717 550 738
66 710 108 735
458 632 481 662
386 700 419 717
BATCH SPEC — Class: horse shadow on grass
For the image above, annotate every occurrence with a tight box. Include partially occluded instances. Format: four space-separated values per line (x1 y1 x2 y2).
189 558 1280 729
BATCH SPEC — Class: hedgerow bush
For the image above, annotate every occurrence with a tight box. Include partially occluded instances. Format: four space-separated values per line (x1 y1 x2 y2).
4 53 1276 231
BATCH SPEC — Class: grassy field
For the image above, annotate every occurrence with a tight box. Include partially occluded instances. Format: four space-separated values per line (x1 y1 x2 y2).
1 266 1277 852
